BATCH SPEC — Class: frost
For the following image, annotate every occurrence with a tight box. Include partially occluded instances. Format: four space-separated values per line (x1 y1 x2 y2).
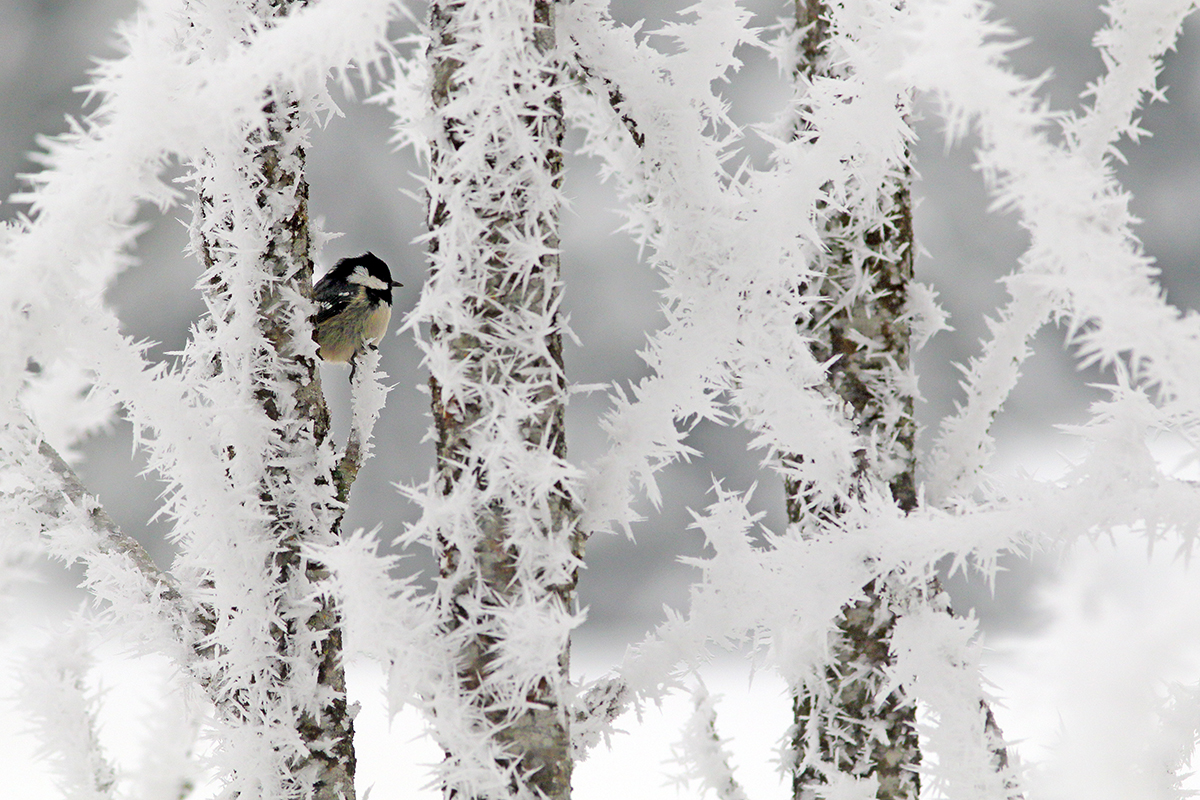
904 282 952 352
668 683 749 800
7 0 1200 796
17 624 117 800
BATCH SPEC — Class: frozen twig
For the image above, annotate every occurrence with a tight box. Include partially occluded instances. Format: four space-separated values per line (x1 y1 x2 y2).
983 701 1024 800
671 684 750 800
563 42 645 148
35 439 176 594
17 626 117 800
926 285 1051 504
6 421 209 648
571 676 631 756
335 345 390 505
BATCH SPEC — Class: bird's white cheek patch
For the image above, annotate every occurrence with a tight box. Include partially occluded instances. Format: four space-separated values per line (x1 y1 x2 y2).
349 266 389 291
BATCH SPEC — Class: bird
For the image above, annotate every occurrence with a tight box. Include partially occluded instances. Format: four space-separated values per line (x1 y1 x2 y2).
312 252 403 366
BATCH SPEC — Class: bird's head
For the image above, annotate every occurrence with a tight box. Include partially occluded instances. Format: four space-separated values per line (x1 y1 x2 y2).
329 252 402 302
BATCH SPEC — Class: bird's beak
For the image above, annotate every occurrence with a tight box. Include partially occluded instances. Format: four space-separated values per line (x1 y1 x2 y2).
392 281 404 288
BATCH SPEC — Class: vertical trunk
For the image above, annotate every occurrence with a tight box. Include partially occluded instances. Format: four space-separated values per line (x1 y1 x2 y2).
189 3 353 794
426 1 578 798
787 3 920 799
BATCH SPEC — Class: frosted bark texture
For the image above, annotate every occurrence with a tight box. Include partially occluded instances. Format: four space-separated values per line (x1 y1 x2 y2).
422 1 580 797
786 3 919 799
172 2 355 797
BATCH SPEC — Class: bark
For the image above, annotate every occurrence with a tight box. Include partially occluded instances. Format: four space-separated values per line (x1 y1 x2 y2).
787 5 1021 799
190 5 353 793
426 1 578 797
787 3 920 799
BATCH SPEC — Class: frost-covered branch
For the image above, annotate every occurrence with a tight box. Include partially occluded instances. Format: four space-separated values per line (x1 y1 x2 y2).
17 627 117 800
562 0 849 539
924 282 1051 504
1064 0 1197 164
0 420 205 657
32 438 174 593
888 596 1025 799
775 3 923 796
562 45 645 149
982 702 1024 800
558 7 936 783
334 345 390 504
571 677 632 757
670 684 750 800
916 0 1200 503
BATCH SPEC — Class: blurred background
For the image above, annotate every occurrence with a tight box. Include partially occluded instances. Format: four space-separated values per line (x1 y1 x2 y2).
3 0 1199 652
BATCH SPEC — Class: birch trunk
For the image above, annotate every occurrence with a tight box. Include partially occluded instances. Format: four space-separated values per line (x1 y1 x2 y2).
426 1 578 798
787 3 920 799
189 3 353 793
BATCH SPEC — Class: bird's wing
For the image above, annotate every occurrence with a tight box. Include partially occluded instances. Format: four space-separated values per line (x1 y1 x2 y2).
313 279 358 325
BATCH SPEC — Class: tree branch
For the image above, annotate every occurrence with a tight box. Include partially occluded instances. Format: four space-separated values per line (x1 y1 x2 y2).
564 41 645 148
0 419 221 699
572 676 631 757
18 626 118 800
34 439 177 593
983 700 1025 800
20 430 210 648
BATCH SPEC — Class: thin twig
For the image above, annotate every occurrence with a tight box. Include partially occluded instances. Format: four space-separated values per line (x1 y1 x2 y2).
16 429 212 655
333 345 389 507
565 42 645 149
35 440 181 598
983 700 1025 800
572 676 631 756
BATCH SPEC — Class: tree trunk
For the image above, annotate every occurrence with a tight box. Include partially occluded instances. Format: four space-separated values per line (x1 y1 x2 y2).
787 3 920 799
426 1 579 798
188 3 353 794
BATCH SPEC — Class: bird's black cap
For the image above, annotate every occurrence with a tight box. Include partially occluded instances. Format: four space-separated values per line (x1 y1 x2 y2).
321 252 402 303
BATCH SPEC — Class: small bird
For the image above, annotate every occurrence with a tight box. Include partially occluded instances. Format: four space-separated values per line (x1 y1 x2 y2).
313 252 403 365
